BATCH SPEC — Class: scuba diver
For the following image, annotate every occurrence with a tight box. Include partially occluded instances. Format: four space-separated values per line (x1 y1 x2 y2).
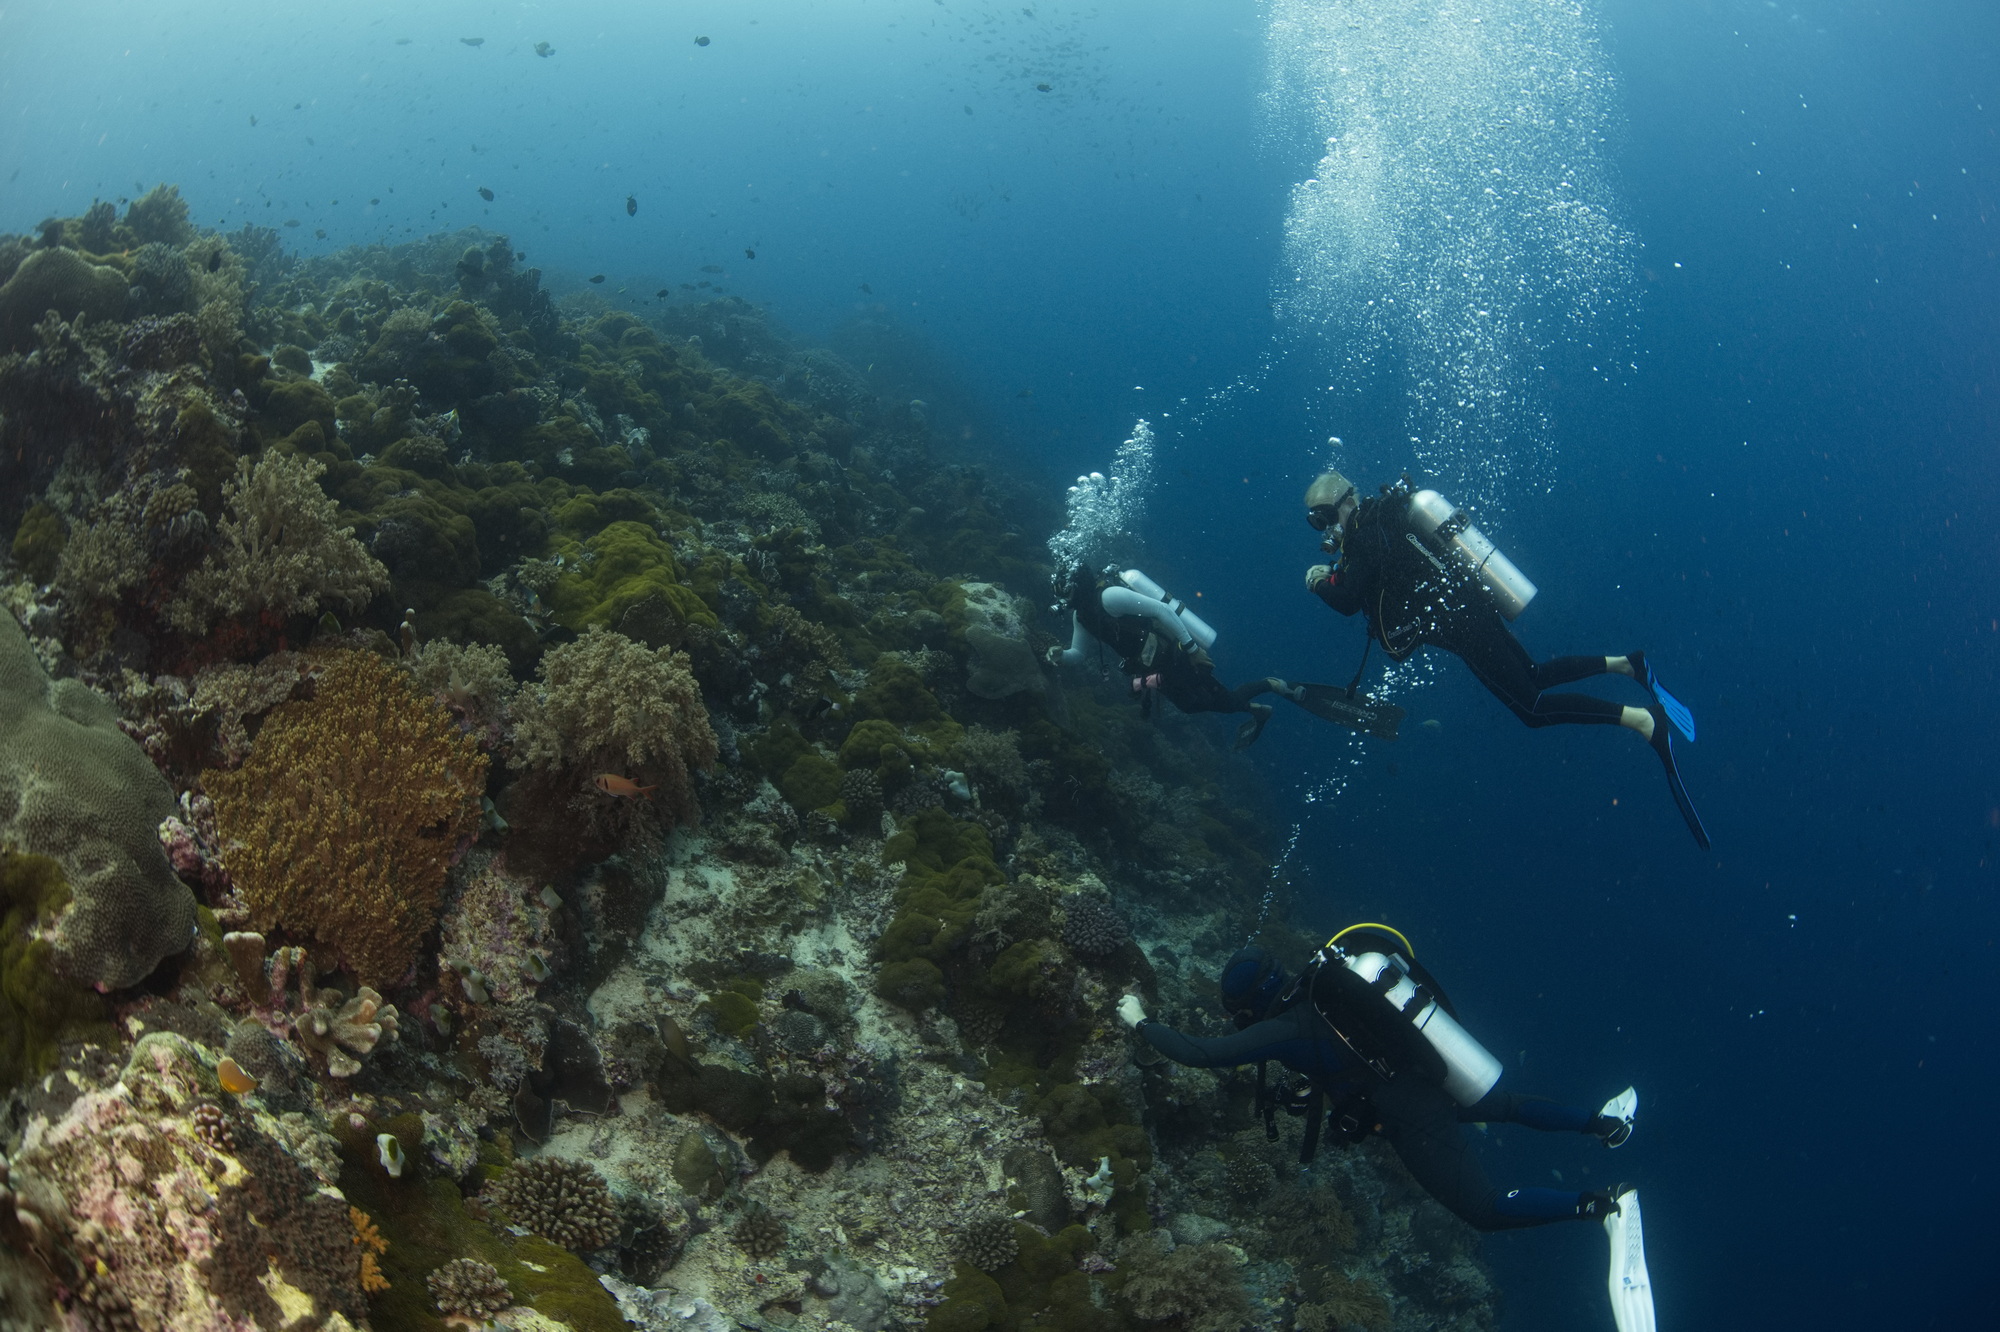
1301 470 1709 849
1121 930 1656 1332
1048 564 1299 749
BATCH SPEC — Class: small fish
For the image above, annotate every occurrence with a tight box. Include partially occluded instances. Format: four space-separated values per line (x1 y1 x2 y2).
395 37 411 45
964 105 974 115
478 186 494 201
589 273 606 284
744 247 755 259
595 774 657 799
694 34 711 46
1016 388 1033 398
680 282 695 290
655 288 671 297
1036 82 1052 92
860 282 871 293
314 228 327 239
216 1056 259 1094
461 36 484 47
283 218 300 227
697 280 712 289
370 197 380 204
700 264 724 273
534 41 554 57
626 194 638 216
249 115 257 125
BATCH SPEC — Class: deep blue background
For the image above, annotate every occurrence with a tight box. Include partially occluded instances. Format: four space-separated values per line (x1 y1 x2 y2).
2 2 1994 1328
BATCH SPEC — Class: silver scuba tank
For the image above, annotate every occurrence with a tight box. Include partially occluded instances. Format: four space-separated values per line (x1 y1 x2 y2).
1342 951 1503 1106
1118 569 1218 651
1406 490 1538 621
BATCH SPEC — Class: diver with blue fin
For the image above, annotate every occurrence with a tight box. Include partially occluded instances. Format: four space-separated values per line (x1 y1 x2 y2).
1120 928 1656 1332
1048 564 1307 748
1301 470 1709 849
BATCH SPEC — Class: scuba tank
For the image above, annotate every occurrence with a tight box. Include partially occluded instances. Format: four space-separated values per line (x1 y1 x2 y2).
1406 490 1538 621
1103 569 1218 651
1304 924 1503 1107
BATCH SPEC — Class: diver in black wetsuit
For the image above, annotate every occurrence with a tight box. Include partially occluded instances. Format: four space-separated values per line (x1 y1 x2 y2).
1049 564 1299 749
1302 470 1710 849
1120 938 1639 1233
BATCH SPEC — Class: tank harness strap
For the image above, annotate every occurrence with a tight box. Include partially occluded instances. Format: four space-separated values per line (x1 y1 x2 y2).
1256 1061 1280 1142
1298 1087 1326 1165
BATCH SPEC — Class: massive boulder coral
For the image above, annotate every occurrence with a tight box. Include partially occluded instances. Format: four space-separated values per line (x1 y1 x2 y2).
204 648 487 987
0 247 129 352
167 450 390 636
0 610 196 989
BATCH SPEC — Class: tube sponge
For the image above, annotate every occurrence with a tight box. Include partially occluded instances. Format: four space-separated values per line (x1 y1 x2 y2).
0 611 195 988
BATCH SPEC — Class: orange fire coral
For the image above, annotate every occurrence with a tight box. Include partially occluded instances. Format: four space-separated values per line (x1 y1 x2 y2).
206 650 487 987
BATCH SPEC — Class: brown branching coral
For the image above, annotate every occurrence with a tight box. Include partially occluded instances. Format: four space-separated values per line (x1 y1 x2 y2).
296 980 400 1078
167 451 389 635
483 1157 619 1252
205 649 487 987
351 1207 391 1293
428 1257 510 1322
1116 1232 1253 1332
509 626 718 828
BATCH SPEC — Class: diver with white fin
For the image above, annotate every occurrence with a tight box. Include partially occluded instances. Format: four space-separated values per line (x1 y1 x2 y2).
1048 563 1300 749
1301 470 1710 849
1120 929 1652 1329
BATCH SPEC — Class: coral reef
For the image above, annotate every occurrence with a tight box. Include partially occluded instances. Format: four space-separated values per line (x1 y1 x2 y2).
0 191 1497 1332
0 610 195 988
205 648 486 986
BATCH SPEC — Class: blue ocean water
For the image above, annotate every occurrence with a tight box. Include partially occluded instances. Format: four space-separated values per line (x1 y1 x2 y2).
2 1 1993 1328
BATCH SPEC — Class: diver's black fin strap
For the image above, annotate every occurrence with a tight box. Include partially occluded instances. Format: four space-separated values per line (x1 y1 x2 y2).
1298 1087 1326 1164
1345 630 1373 697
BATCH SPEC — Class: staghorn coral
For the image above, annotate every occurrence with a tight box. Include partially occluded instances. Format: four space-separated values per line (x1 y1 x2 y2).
483 1156 619 1252
1116 1232 1253 1332
205 649 487 987
429 1257 511 1322
0 611 196 989
509 626 718 828
167 451 389 636
1060 894 1130 959
954 1215 1021 1272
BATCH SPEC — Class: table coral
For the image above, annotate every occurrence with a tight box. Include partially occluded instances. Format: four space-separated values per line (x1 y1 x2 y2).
0 610 196 989
205 649 487 987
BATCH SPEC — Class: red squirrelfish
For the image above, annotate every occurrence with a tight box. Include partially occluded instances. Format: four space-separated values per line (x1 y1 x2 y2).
594 774 657 799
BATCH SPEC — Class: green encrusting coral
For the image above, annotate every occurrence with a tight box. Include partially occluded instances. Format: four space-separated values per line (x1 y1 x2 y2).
338 1162 628 1332
927 1225 1129 1332
0 851 113 1095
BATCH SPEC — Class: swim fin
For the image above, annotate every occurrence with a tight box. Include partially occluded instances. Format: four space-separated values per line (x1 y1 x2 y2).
1628 651 1695 742
1595 1086 1638 1148
1649 705 1711 850
1603 1187 1656 1332
1287 684 1406 741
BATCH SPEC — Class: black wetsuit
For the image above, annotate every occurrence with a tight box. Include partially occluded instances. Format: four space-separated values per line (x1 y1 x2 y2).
1311 488 1622 728
1068 575 1275 719
1137 999 1604 1230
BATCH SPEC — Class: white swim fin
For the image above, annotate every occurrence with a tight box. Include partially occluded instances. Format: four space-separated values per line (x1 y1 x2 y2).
1598 1086 1638 1148
1603 1187 1656 1332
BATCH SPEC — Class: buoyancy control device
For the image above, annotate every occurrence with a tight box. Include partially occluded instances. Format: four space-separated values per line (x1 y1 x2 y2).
1301 924 1503 1107
1101 568 1217 652
1406 490 1538 621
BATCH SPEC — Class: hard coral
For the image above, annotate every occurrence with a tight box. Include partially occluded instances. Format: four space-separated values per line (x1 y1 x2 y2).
295 980 401 1078
429 1257 512 1322
955 1215 1021 1273
483 1156 619 1252
0 611 196 989
509 626 718 828
205 649 487 987
167 451 390 636
1061 895 1130 959
0 247 128 353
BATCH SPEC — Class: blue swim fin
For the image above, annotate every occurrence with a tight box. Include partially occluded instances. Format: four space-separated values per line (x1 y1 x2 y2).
1650 705 1711 850
1629 651 1695 742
